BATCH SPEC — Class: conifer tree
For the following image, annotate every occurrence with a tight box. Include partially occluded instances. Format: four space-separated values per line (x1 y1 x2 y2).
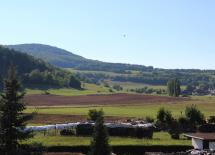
0 66 34 154
88 111 111 155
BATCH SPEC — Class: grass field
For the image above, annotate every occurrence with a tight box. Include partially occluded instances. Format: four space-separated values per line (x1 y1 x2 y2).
25 83 111 96
26 96 215 119
107 81 186 91
107 81 167 90
23 132 191 147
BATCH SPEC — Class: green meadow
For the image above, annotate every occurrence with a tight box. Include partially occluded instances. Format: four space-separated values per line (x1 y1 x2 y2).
25 83 111 96
23 132 191 147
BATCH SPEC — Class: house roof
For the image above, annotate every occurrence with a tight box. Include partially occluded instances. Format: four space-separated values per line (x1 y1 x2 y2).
184 133 215 141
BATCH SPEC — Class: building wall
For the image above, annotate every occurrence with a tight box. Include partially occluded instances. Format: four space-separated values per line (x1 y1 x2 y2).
192 138 203 150
209 142 215 150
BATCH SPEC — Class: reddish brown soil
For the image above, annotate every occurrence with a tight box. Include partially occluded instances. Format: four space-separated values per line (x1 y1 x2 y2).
28 114 134 124
25 93 185 106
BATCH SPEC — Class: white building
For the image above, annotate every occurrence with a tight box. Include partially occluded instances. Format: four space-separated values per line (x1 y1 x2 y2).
184 133 215 150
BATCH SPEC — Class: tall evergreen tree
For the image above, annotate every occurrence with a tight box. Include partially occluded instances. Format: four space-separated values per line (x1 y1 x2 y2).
88 111 111 155
167 78 181 97
0 66 34 154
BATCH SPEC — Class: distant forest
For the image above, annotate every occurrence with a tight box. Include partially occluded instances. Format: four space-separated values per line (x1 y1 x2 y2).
0 46 81 89
7 44 215 92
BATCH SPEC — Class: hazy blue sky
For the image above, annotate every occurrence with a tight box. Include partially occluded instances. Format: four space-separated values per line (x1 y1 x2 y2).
0 0 215 69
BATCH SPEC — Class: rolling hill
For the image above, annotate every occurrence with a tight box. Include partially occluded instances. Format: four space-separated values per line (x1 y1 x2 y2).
7 44 215 89
7 44 153 73
0 45 81 89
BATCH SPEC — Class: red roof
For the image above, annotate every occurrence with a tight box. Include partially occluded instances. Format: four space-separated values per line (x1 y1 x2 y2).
184 133 215 141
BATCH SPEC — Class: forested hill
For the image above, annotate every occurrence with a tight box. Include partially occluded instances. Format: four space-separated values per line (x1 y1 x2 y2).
7 44 153 73
0 46 81 89
7 44 215 87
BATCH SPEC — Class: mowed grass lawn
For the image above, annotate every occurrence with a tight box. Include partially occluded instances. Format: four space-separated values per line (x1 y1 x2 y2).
25 96 215 118
23 132 191 147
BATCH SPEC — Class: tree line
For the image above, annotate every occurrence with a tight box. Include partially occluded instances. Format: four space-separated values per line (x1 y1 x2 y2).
0 46 81 89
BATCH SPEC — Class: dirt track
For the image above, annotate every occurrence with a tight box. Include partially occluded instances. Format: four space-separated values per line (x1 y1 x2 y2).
24 93 186 106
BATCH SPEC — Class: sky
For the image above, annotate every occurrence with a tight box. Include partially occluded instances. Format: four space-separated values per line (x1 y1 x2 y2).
0 0 215 69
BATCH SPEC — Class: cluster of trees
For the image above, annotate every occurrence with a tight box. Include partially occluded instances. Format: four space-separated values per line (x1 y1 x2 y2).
167 78 181 97
103 83 123 92
0 46 81 89
24 69 81 88
130 87 166 95
156 105 205 139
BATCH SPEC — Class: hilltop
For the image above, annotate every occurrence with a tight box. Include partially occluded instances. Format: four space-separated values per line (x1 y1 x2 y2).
7 44 153 73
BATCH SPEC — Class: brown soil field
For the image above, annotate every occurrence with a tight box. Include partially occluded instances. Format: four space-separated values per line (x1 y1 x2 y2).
25 93 186 106
28 114 134 124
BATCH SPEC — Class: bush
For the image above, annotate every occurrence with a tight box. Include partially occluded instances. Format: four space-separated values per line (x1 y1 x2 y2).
43 90 50 95
185 105 205 126
113 84 123 91
87 109 104 122
109 89 114 92
156 108 173 130
157 108 173 124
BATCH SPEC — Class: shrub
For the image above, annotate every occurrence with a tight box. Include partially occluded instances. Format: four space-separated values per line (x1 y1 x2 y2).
156 108 173 130
157 108 173 124
43 90 50 95
88 109 104 122
109 89 113 92
113 84 123 91
185 105 205 127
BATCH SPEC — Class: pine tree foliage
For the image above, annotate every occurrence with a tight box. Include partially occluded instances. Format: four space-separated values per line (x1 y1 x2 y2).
88 111 111 155
0 66 34 154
